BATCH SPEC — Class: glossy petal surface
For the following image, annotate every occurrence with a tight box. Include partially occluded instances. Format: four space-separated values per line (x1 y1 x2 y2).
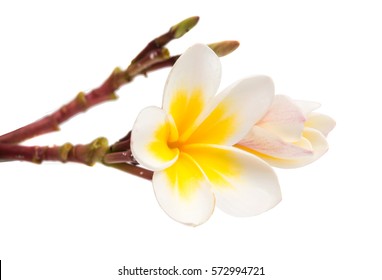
186 76 274 145
184 144 281 216
163 44 221 139
257 95 305 142
241 128 329 168
153 152 215 226
131 107 179 171
238 126 313 159
305 112 336 136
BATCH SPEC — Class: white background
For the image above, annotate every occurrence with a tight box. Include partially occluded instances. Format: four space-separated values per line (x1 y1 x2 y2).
1 0 381 279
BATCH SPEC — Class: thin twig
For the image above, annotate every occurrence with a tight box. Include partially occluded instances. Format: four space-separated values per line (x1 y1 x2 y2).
0 138 108 166
0 17 200 144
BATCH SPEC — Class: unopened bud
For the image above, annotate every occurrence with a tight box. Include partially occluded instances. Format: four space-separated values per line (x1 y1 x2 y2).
208 40 240 57
170 16 199 39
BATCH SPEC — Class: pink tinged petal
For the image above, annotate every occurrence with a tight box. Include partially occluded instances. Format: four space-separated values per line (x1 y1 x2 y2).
293 100 321 116
241 128 329 168
237 126 313 160
162 44 221 138
152 152 215 226
184 144 281 217
305 112 336 136
184 76 275 145
131 107 179 171
257 95 306 142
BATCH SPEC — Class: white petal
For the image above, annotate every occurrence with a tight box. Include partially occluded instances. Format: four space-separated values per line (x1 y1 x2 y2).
184 76 275 145
131 107 179 171
305 112 336 136
162 44 221 139
293 100 321 116
184 144 281 217
257 95 306 142
153 152 215 226
301 127 329 163
237 125 313 160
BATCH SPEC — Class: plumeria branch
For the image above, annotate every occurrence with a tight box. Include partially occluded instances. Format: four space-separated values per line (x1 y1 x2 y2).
0 138 109 165
106 163 153 181
0 136 153 180
0 16 239 145
103 131 135 164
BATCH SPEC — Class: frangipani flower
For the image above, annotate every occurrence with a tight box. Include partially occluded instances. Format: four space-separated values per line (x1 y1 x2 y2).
237 95 335 168
131 44 281 226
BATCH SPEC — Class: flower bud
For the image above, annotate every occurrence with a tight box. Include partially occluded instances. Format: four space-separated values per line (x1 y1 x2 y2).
170 16 199 39
208 41 240 57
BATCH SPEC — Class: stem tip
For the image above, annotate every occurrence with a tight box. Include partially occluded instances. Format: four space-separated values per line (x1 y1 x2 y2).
170 16 200 39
